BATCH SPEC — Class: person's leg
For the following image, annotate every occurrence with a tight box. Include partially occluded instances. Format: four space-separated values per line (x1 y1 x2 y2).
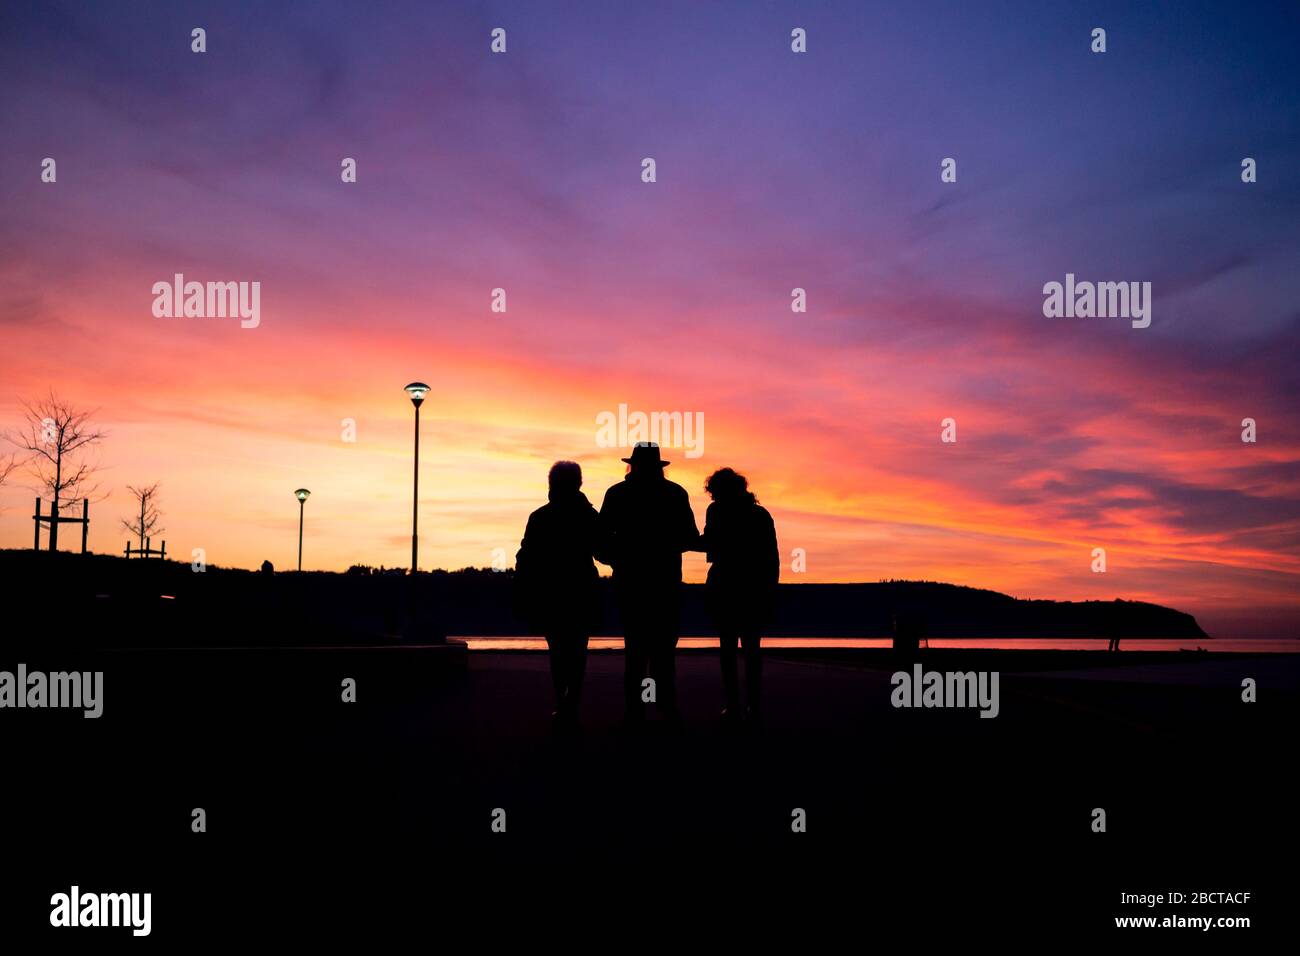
623 621 648 721
568 633 590 708
741 630 763 715
650 639 678 718
719 630 740 715
650 607 681 720
553 632 589 727
544 634 566 708
551 631 574 713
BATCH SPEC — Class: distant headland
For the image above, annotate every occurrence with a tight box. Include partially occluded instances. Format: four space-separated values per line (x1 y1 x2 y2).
1 549 1208 645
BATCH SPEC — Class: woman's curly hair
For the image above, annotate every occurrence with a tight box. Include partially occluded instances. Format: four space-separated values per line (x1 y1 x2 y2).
705 467 757 504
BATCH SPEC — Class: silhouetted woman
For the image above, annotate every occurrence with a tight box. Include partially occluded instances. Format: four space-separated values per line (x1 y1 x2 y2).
515 461 603 729
700 468 779 722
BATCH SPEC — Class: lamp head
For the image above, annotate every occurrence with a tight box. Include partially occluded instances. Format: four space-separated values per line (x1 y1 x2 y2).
404 381 430 407
294 488 311 503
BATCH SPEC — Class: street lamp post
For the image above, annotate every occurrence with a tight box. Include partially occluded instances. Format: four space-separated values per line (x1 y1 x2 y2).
404 382 430 573
401 381 446 643
294 488 311 571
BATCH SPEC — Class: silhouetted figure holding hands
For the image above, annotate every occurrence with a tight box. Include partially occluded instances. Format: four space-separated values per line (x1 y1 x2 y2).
599 443 698 727
516 461 603 730
700 468 778 723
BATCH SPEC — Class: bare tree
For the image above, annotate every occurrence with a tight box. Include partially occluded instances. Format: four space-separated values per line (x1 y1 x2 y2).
4 391 108 551
0 453 17 486
121 482 164 550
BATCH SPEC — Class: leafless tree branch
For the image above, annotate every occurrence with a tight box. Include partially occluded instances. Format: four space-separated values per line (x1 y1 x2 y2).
121 482 165 548
2 390 109 550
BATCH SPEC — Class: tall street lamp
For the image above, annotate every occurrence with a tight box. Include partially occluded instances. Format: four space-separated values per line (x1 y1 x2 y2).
294 488 311 571
404 382 430 573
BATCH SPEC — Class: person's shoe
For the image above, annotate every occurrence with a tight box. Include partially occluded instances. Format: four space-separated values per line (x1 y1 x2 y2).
720 706 742 723
744 705 763 729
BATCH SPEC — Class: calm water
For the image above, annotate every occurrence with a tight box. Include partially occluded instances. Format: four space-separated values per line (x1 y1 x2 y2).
459 637 1298 653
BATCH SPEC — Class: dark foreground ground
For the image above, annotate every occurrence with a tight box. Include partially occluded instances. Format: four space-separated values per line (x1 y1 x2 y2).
3 645 1296 944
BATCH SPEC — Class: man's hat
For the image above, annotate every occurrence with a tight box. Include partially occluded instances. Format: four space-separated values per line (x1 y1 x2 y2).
622 442 670 467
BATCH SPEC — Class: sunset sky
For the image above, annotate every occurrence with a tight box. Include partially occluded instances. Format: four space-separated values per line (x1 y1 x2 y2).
1 1 1298 636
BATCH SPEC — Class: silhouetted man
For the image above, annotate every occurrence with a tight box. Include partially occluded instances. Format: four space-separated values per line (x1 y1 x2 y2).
599 442 699 725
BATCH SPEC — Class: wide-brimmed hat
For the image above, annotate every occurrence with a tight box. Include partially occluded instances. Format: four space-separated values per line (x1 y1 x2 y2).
622 442 670 467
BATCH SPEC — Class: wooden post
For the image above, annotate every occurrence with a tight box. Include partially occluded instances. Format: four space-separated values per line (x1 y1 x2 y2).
81 498 89 554
160 540 167 560
34 498 41 551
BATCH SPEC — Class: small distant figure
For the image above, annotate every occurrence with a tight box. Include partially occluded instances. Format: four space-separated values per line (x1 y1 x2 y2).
700 468 778 724
516 461 604 730
599 442 699 727
260 559 275 575
1108 634 1121 652
892 612 926 653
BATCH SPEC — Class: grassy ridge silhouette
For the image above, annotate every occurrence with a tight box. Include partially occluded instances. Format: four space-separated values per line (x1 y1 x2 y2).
1 549 1206 647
